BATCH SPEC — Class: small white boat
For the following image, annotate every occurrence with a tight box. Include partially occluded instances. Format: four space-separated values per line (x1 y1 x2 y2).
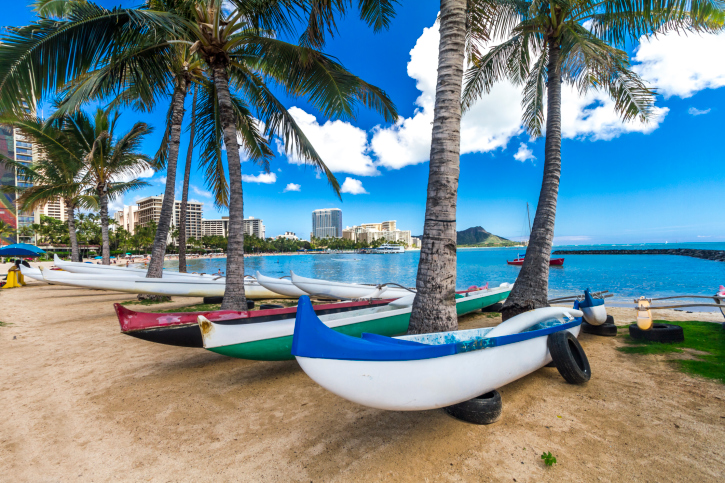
578 288 607 325
255 271 308 297
18 264 45 282
290 271 414 299
40 270 286 299
292 297 583 411
373 243 405 254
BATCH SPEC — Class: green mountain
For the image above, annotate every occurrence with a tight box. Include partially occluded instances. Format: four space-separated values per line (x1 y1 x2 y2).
457 226 516 246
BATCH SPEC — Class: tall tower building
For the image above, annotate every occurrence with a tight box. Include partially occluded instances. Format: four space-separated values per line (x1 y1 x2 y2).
312 208 342 239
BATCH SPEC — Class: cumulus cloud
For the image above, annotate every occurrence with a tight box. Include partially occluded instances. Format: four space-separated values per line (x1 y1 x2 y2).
688 107 711 116
113 166 155 183
191 185 212 197
242 172 277 184
513 143 536 162
155 175 167 185
340 177 368 194
634 31 725 98
283 183 301 192
277 107 378 176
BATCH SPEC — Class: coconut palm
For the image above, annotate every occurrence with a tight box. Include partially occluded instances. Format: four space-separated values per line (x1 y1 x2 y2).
0 220 15 245
0 113 95 262
178 84 198 272
3 1 399 309
62 108 152 264
406 0 468 334
462 0 723 319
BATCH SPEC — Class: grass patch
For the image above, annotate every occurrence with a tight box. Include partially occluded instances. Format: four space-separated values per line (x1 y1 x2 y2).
120 297 172 306
618 320 725 383
0 320 11 327
484 312 501 318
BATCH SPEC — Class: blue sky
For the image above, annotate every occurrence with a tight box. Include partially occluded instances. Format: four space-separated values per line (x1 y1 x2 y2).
4 2 725 244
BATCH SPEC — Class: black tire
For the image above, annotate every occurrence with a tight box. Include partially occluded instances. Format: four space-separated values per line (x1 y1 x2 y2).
582 321 618 337
545 361 557 367
202 297 254 310
629 323 684 343
605 315 615 325
259 303 285 310
444 390 502 425
481 302 504 313
548 331 591 384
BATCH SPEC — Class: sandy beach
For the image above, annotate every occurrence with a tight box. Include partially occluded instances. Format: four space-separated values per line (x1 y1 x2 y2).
1 277 724 482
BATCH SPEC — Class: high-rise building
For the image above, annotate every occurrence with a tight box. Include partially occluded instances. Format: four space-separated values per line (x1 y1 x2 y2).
243 216 265 239
114 205 139 234
312 208 342 239
135 195 203 243
342 220 412 246
202 217 228 237
201 216 266 239
35 197 69 222
0 106 38 245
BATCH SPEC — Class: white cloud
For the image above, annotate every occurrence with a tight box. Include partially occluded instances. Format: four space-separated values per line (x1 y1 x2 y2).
370 22 523 169
340 177 368 194
688 107 711 116
513 143 535 162
277 107 378 176
283 183 301 192
242 172 277 184
113 166 155 183
189 198 202 204
191 185 212 197
155 175 167 185
634 31 725 98
559 86 669 140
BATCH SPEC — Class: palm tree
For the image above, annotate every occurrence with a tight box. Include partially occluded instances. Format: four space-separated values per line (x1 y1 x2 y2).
462 0 722 319
0 220 15 246
0 113 95 262
62 108 152 264
178 84 198 273
406 0 468 334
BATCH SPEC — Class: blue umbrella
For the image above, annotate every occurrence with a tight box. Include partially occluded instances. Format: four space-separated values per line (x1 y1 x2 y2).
0 243 46 257
94 256 116 259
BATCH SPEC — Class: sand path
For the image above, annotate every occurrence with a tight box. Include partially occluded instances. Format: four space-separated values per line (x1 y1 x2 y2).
1 280 724 481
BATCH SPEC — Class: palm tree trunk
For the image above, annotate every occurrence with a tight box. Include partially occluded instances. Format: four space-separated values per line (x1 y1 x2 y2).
501 40 562 321
99 190 111 265
210 61 247 311
66 201 80 263
146 76 188 278
178 85 198 274
407 0 466 334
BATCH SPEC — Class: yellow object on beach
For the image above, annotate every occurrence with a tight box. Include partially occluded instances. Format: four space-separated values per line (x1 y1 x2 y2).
636 297 653 330
2 267 25 289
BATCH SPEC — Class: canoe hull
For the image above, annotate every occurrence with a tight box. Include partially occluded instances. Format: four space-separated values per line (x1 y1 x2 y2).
581 305 608 325
290 272 413 299
203 286 512 360
296 324 580 411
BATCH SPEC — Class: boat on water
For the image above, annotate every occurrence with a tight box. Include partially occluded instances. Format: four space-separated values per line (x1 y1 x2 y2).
290 271 415 299
116 299 394 348
200 283 512 360
291 296 583 411
372 243 405 254
506 254 565 266
39 269 286 299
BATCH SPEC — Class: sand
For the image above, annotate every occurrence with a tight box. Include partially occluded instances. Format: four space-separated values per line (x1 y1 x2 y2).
1 278 724 482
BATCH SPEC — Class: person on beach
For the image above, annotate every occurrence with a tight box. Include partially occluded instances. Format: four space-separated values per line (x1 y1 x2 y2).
217 269 223 276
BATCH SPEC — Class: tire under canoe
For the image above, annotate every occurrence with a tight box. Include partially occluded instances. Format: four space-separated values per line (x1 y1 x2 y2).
444 390 502 425
629 323 684 343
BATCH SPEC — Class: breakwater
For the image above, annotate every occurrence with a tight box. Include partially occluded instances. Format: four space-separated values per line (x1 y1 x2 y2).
552 249 725 262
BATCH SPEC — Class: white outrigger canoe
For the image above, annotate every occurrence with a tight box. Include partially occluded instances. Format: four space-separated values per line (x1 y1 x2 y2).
292 296 583 411
255 271 308 297
39 270 286 299
18 264 45 282
200 283 513 361
290 271 416 299
53 254 218 280
578 288 607 325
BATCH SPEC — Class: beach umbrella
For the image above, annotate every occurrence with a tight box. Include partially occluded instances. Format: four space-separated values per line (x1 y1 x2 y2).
0 243 46 257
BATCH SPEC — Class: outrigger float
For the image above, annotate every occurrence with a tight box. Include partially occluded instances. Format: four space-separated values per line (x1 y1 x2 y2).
291 296 584 411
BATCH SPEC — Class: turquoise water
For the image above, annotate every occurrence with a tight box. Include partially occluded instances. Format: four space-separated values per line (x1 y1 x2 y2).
171 243 725 302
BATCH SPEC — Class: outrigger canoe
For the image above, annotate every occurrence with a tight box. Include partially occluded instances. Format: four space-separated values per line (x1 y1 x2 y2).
200 283 513 361
40 270 285 299
290 271 417 299
292 296 583 411
578 287 607 325
255 271 308 297
53 254 218 280
116 299 396 348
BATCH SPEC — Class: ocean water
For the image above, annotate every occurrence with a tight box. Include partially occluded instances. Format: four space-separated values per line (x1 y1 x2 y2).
168 242 725 303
